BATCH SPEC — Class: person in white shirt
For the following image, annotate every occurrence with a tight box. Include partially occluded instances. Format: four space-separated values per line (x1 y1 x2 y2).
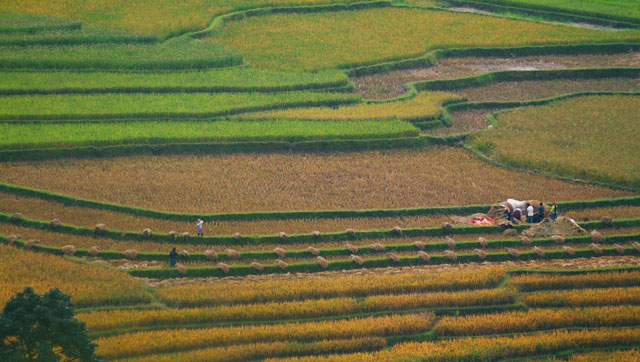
196 218 204 237
526 203 534 223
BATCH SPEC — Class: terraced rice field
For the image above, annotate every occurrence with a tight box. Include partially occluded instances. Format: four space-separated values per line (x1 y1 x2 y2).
0 147 632 213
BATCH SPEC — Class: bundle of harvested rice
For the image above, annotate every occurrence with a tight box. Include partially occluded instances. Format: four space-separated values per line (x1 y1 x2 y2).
520 236 531 246
316 256 329 269
441 222 452 233
506 248 520 258
274 247 286 258
25 239 39 249
345 243 358 253
445 236 456 250
370 243 385 251
251 262 264 272
473 248 486 259
393 226 402 236
218 263 230 273
418 251 431 262
533 246 545 257
503 228 518 237
61 245 75 256
444 250 456 261
591 230 603 243
225 249 240 259
278 232 288 240
123 249 138 260
413 240 425 250
175 263 187 275
232 232 242 240
477 237 488 248
182 232 190 241
181 250 189 257
275 259 288 270
88 246 100 257
312 230 322 239
632 242 640 252
204 250 218 261
10 213 23 221
6 234 19 245
562 246 575 256
307 247 321 256
601 216 613 226
552 235 565 244
142 228 152 237
346 228 356 237
590 243 603 255
350 255 364 265
94 223 106 233
49 219 61 228
386 252 400 262
613 244 625 255
168 231 177 241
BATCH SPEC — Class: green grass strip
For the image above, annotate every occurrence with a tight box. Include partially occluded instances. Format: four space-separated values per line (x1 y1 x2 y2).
0 120 418 150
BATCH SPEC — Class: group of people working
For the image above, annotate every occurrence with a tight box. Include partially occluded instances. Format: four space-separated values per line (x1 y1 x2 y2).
504 200 558 224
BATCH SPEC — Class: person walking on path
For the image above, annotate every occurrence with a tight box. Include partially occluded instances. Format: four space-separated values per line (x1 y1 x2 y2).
550 202 558 220
169 247 178 267
526 203 534 223
538 202 545 222
197 218 204 237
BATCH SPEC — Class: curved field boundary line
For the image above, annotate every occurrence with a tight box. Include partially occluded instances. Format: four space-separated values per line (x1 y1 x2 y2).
0 134 453 162
4 224 638 261
189 0 393 39
0 178 638 222
0 22 81 34
445 0 640 28
413 68 640 92
347 43 640 77
128 246 640 278
0 35 156 47
457 92 640 192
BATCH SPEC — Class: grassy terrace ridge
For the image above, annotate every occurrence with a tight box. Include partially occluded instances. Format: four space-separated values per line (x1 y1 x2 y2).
0 24 155 46
444 0 640 25
0 68 349 95
0 38 241 70
0 92 360 121
234 91 462 122
0 120 418 150
206 6 640 71
0 8 80 32
468 94 640 189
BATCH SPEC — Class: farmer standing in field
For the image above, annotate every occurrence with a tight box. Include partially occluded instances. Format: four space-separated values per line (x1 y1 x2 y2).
197 218 204 237
169 247 178 267
526 203 534 223
550 202 558 220
538 202 545 222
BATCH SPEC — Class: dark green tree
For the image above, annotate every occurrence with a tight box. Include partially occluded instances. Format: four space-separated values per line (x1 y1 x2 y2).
0 287 103 362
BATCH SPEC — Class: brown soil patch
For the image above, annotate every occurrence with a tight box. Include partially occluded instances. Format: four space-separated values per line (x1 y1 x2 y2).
522 217 586 238
428 107 501 137
352 52 640 99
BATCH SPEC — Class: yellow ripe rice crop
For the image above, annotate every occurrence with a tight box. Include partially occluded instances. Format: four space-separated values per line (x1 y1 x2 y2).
209 7 640 70
0 244 150 307
0 147 630 213
123 337 387 362
263 327 640 362
507 270 640 291
0 0 365 38
522 286 640 307
94 313 434 359
235 92 462 121
569 349 640 362
79 288 510 331
433 305 640 336
468 95 640 188
153 268 505 307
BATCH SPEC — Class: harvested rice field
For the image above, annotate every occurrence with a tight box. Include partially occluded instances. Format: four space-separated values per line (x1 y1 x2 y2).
0 147 632 213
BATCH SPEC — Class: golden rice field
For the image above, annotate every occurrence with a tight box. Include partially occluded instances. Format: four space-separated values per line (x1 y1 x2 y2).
208 7 640 71
507 270 640 291
469 95 640 188
235 91 461 121
0 147 632 213
0 0 365 38
0 244 150 308
522 286 640 307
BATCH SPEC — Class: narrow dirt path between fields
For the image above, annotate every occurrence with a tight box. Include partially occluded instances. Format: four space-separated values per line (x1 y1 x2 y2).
352 52 640 99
